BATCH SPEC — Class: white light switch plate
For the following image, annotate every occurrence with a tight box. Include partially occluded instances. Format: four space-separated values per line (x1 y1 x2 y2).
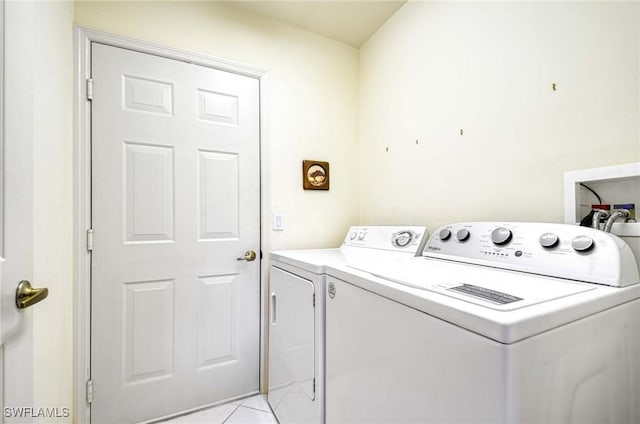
273 211 284 231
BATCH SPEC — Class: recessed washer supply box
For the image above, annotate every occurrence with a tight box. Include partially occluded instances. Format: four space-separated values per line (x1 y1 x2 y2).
564 162 640 272
564 162 640 235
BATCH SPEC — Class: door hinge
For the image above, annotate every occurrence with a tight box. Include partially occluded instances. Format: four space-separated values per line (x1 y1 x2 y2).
87 228 94 251
86 78 94 101
86 379 93 404
312 293 316 307
313 378 316 395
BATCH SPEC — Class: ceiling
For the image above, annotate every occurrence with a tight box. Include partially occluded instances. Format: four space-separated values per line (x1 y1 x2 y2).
222 0 407 47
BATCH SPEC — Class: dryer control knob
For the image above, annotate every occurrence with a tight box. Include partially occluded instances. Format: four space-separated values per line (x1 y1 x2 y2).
491 227 513 245
392 231 414 248
349 232 357 240
539 233 559 248
357 232 366 241
439 229 452 241
456 229 470 242
571 235 594 252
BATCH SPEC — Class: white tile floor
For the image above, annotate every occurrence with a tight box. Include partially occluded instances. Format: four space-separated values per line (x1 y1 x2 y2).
159 394 277 424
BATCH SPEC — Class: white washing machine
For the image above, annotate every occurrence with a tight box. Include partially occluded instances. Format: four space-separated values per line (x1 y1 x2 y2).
325 222 640 423
268 226 429 424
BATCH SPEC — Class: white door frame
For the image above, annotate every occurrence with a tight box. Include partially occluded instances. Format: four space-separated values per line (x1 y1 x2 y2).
0 0 5 409
0 0 4 257
73 27 267 423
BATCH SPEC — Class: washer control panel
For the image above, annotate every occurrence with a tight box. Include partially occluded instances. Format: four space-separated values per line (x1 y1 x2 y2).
423 222 639 287
343 226 428 253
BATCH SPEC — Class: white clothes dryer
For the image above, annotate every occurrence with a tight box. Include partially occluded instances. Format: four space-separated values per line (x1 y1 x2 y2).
325 222 640 424
267 226 429 424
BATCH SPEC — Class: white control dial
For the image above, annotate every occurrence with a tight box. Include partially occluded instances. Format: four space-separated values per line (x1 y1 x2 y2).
491 227 512 245
439 229 452 241
571 235 594 252
456 229 470 242
392 231 415 248
539 233 559 248
357 232 366 241
350 232 357 240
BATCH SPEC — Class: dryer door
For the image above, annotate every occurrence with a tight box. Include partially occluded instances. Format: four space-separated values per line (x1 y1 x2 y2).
269 265 316 417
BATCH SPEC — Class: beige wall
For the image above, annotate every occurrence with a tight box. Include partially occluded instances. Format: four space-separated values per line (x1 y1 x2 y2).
358 1 640 230
75 1 360 251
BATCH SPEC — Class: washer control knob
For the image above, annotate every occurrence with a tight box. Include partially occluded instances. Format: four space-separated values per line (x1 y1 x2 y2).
439 229 452 241
357 232 366 241
349 231 357 240
456 229 470 242
539 233 559 248
392 231 414 248
571 235 594 252
491 227 512 245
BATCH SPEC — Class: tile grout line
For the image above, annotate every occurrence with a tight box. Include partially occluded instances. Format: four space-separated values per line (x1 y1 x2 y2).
239 404 272 414
157 395 274 424
221 404 242 424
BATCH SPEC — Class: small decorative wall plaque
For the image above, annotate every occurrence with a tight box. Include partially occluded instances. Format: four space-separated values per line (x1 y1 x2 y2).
302 160 330 190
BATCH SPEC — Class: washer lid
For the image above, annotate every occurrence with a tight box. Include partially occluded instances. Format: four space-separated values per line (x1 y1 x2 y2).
350 257 595 312
334 257 640 343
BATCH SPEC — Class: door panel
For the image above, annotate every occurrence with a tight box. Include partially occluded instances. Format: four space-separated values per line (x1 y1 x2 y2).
123 279 174 383
91 43 260 424
198 150 239 240
198 275 236 366
124 142 175 242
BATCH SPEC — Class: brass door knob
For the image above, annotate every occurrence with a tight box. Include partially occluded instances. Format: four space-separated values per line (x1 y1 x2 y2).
236 250 257 262
15 280 49 309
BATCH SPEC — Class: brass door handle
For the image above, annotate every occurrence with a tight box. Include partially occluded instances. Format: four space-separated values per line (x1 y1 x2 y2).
237 250 257 262
16 280 49 309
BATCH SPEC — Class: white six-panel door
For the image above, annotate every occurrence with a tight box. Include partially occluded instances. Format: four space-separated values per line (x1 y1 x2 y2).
90 43 260 423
